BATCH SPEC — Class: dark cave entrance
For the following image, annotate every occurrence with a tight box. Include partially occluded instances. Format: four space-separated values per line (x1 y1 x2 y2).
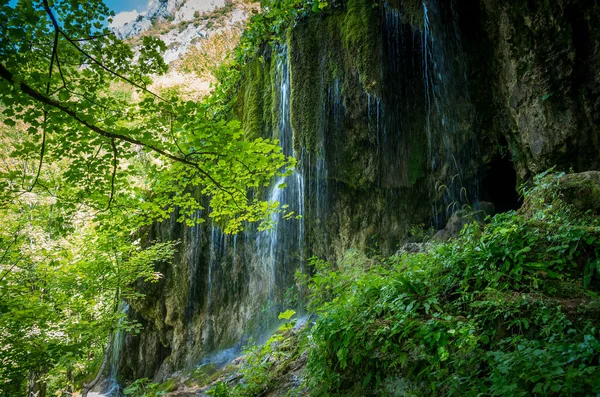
481 146 522 213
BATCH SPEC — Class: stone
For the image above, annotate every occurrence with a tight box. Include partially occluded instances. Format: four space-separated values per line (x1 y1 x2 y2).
433 201 495 242
558 171 600 214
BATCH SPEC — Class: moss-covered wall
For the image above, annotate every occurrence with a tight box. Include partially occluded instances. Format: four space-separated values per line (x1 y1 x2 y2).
460 0 600 181
120 0 600 383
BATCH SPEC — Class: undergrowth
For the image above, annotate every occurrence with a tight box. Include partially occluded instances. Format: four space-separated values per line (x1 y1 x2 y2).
302 171 600 396
207 310 306 397
193 171 600 396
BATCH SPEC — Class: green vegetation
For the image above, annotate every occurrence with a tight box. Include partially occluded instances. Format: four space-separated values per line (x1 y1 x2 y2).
206 311 306 397
0 0 311 394
302 171 600 395
200 171 600 396
2 0 599 394
341 0 381 93
205 0 330 119
123 377 178 396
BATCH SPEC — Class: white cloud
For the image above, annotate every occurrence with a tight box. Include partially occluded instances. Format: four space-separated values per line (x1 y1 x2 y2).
110 9 141 29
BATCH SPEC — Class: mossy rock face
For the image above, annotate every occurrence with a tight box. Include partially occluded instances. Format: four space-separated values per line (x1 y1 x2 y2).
558 171 600 214
471 0 600 179
239 51 274 139
121 0 600 384
385 0 424 28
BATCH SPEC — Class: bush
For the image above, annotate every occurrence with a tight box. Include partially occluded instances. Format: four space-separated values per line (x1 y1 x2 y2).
303 171 600 396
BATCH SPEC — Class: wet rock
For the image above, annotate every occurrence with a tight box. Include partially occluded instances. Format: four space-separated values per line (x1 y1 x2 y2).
558 171 600 214
433 201 495 241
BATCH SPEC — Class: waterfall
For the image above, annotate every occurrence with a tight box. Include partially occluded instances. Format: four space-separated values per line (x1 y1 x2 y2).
102 303 129 397
186 209 203 320
195 45 307 367
255 45 305 310
421 0 478 226
204 221 228 351
118 0 482 377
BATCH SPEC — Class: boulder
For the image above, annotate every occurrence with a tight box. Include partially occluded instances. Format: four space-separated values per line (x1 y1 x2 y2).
557 171 600 215
433 201 495 242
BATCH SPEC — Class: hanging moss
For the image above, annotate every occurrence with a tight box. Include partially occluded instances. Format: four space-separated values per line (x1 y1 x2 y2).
268 51 280 138
240 57 265 138
261 51 274 139
287 1 383 159
288 18 322 154
386 0 424 28
237 50 276 139
340 0 382 94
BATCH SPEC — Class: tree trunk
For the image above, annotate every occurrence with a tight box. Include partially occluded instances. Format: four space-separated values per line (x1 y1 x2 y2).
27 367 47 397
81 332 112 397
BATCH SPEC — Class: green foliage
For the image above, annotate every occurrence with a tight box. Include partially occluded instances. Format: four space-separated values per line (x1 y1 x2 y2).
0 0 303 393
278 309 297 320
207 381 231 397
123 377 178 397
205 0 329 119
209 311 304 397
0 196 175 394
0 0 294 233
301 171 600 396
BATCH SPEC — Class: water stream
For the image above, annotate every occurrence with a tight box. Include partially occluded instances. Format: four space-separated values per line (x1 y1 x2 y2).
100 303 130 397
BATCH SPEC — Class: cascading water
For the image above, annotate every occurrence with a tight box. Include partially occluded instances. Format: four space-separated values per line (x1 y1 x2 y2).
377 0 477 221
376 2 427 189
255 46 306 314
421 0 479 226
101 303 129 397
117 0 483 380
186 209 203 321
195 45 307 367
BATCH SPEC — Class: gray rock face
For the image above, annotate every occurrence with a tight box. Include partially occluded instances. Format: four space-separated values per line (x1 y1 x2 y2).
110 0 242 65
111 0 226 39
471 0 600 179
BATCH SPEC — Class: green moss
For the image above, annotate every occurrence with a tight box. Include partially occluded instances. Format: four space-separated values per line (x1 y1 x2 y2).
340 0 382 93
407 139 427 185
185 363 222 387
156 378 178 393
241 56 268 138
261 49 275 138
288 18 322 154
386 0 424 28
269 49 282 140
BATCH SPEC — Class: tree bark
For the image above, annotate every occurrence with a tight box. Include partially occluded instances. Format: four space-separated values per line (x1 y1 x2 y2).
27 367 47 397
81 332 112 397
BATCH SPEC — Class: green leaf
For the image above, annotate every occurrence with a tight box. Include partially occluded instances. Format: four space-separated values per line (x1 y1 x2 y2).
278 309 296 320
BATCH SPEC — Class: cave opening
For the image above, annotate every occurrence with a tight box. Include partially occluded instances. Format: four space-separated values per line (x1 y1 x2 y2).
481 146 522 213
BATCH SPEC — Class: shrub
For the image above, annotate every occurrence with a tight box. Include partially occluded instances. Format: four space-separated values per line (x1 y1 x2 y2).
303 171 600 396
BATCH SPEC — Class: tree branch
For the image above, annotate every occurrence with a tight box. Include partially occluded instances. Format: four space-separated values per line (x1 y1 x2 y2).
29 28 59 192
107 138 117 210
0 62 233 196
42 0 169 104
72 32 114 42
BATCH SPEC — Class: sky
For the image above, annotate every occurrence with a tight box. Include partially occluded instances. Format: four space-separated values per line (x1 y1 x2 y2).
7 0 149 14
103 0 149 15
